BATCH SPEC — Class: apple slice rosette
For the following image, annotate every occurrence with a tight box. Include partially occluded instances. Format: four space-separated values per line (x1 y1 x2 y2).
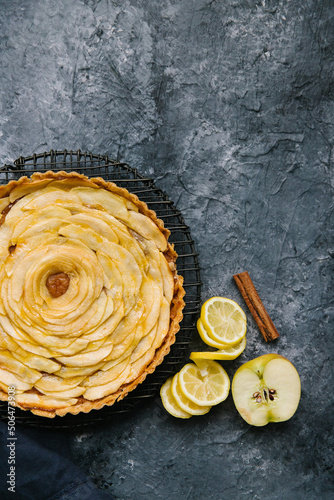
0 171 185 417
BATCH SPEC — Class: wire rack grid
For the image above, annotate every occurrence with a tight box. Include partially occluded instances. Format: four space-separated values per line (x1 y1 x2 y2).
0 149 202 429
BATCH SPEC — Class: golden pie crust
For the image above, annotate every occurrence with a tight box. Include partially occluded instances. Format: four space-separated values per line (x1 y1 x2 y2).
0 171 185 417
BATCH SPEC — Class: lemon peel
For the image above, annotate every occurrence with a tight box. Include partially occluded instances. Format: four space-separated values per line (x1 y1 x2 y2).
160 377 192 419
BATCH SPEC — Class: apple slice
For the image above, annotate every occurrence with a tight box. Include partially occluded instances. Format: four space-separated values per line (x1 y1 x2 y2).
232 354 301 426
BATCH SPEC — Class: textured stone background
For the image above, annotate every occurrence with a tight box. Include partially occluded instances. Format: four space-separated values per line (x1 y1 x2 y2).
0 0 333 499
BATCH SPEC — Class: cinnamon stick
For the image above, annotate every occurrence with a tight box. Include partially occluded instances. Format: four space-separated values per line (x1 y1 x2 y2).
233 271 279 342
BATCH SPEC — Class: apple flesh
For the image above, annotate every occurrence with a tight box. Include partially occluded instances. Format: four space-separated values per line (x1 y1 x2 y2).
232 354 301 426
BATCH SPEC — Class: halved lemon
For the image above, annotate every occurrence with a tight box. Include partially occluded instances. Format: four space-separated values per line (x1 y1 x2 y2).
201 297 247 347
178 361 230 407
171 373 211 416
160 377 192 419
190 336 246 361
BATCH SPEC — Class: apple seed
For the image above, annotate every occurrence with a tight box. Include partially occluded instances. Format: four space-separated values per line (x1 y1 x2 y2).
253 387 277 404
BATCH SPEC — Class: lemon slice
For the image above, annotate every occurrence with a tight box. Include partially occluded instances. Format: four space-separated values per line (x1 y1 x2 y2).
201 297 247 346
171 373 211 416
178 361 230 407
160 377 192 419
197 318 230 349
190 336 246 361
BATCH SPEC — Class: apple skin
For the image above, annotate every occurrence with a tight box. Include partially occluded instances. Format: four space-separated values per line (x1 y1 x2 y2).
232 354 301 427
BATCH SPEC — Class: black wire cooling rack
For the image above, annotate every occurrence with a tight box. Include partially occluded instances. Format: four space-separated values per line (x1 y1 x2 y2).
0 150 202 429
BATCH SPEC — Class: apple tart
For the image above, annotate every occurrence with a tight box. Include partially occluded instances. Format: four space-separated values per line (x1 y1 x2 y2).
0 171 185 417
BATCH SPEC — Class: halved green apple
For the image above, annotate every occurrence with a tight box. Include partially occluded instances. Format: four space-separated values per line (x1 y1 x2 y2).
232 354 301 426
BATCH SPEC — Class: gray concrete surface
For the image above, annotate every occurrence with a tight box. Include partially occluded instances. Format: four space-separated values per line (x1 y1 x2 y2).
0 0 333 498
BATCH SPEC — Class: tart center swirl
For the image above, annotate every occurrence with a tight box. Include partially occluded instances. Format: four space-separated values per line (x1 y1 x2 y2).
46 272 70 298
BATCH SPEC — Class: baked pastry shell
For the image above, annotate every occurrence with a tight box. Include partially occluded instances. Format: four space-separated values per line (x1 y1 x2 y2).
0 171 185 418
